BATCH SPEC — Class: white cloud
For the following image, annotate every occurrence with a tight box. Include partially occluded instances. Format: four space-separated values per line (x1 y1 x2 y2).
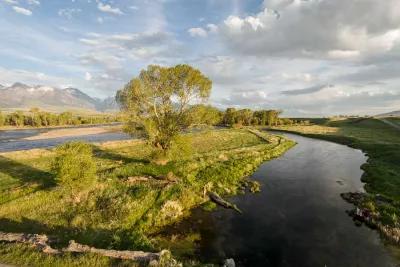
12 6 32 16
0 67 74 88
97 2 123 15
27 0 40 5
219 0 400 59
188 24 219 38
207 24 218 33
215 84 400 116
188 27 208 38
327 50 360 59
58 8 81 19
2 0 18 4
36 72 46 80
129 5 138 10
85 72 92 81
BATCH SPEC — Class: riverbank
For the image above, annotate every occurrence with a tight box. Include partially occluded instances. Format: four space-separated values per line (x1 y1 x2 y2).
0 129 295 266
0 122 122 131
22 125 122 140
271 118 400 248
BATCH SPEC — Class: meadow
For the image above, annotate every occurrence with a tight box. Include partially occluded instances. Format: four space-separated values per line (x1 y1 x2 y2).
0 128 295 266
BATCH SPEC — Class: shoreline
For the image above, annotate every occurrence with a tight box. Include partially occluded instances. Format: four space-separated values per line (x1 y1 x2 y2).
269 122 400 252
0 122 122 132
22 125 123 141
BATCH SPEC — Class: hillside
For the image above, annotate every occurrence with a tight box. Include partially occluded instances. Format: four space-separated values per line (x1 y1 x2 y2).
0 83 118 112
376 110 400 118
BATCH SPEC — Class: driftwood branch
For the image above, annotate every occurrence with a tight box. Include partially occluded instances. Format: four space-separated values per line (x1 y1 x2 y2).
0 232 161 262
65 240 160 262
0 232 59 254
208 192 242 213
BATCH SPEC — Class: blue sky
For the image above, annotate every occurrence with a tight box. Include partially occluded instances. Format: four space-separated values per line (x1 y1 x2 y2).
1 0 400 116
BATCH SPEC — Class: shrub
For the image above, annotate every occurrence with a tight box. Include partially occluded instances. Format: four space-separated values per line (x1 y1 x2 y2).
150 135 193 165
52 142 96 189
167 135 193 161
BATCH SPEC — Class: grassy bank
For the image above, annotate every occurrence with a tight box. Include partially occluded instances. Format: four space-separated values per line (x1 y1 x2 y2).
271 118 400 244
0 129 295 266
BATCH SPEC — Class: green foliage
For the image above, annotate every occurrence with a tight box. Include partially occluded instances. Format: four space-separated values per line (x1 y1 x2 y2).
187 104 222 126
116 64 212 150
167 135 193 161
156 250 183 267
0 129 295 265
8 111 25 126
52 142 96 189
0 243 130 267
222 108 292 127
0 111 5 126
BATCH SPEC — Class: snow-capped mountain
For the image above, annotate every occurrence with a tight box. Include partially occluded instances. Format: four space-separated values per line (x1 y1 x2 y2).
0 83 118 112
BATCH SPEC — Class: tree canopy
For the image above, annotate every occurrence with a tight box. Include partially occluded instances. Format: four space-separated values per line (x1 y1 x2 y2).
116 64 212 150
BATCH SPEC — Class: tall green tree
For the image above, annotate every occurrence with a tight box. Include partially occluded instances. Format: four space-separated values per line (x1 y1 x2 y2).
223 108 237 126
0 111 5 126
188 104 222 126
116 64 212 150
8 111 25 126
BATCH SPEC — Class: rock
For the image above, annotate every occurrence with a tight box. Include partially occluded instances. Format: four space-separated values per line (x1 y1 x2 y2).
223 258 236 267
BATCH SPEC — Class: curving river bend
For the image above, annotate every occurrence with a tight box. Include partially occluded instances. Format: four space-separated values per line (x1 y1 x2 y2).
1 128 398 266
166 133 399 267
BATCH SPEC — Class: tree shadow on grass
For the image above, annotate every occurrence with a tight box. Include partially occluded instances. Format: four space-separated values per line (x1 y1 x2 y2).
0 217 153 266
0 155 55 189
93 148 149 165
0 217 149 251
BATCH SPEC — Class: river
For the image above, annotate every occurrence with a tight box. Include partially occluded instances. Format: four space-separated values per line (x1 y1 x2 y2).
0 125 130 152
164 132 399 267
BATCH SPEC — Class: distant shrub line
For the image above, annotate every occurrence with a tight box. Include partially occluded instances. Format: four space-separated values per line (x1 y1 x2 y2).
0 109 122 127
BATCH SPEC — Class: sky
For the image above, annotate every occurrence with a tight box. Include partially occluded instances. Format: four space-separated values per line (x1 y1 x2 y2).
1 0 400 116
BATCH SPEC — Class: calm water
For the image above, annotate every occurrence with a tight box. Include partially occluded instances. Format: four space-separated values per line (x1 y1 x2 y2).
0 124 130 152
169 133 398 267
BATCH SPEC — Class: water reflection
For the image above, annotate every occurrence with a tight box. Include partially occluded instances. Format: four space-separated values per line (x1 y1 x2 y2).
165 133 398 267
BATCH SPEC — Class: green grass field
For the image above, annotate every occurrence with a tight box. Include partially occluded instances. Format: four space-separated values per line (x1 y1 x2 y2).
0 129 295 266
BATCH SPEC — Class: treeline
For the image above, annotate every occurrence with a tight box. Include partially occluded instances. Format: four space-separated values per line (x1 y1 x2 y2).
188 105 307 127
0 108 121 127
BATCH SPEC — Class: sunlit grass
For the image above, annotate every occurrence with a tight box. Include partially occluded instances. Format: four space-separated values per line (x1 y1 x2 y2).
0 128 295 265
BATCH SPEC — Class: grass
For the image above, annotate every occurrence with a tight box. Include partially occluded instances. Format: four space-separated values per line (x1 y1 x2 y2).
271 118 400 233
385 117 400 127
0 128 295 266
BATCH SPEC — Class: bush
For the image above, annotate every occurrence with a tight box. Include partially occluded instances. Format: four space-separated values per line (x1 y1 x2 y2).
52 142 96 189
150 135 193 165
167 135 193 161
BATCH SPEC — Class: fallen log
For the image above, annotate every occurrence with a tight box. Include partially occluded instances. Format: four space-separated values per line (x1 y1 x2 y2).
65 240 160 262
0 232 59 254
0 232 161 262
208 192 242 213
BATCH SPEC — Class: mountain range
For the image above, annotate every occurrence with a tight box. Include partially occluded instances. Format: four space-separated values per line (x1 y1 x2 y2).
0 83 119 113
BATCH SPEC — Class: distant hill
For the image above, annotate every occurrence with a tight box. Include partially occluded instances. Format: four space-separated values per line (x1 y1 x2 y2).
376 110 400 118
0 83 118 113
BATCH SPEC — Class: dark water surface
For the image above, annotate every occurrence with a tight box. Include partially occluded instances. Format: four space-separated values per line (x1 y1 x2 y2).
171 133 398 267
